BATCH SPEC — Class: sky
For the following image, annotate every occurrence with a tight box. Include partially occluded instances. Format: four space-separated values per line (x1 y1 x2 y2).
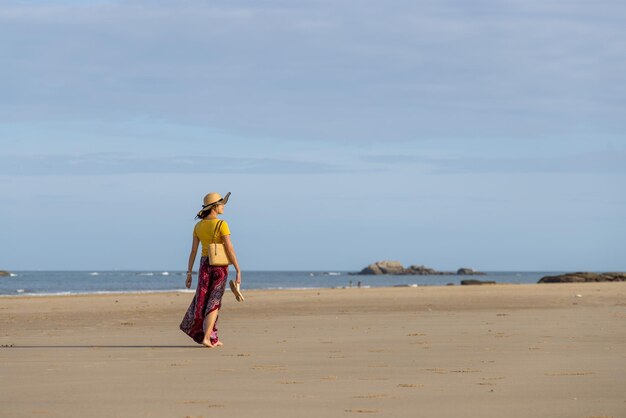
1 0 625 271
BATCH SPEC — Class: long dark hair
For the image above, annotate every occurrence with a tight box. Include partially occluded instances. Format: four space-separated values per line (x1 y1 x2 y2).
196 205 217 219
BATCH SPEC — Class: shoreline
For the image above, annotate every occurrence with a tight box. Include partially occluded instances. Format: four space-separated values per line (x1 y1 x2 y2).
0 283 585 299
0 280 604 299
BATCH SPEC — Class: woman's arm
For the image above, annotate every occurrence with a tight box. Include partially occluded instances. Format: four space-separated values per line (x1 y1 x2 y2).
222 234 242 284
185 234 200 288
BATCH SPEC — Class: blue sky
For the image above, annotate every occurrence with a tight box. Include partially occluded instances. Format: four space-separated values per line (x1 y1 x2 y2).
1 0 625 271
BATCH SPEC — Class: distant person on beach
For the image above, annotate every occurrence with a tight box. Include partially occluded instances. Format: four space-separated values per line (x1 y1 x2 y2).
180 192 242 348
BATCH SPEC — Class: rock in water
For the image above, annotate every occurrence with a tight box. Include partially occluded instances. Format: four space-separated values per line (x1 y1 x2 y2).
356 262 486 276
461 280 496 285
358 261 406 275
538 272 626 283
457 268 486 276
0 270 11 277
405 265 439 275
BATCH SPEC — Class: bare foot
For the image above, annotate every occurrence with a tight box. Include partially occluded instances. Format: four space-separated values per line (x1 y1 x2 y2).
214 341 223 347
202 339 214 348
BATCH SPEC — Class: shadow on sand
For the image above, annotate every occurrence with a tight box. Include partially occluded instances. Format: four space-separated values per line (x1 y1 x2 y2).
1 345 198 349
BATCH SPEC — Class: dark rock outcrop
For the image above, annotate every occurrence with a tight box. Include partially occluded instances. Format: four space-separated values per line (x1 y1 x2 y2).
461 279 496 285
457 268 486 276
0 271 10 277
356 261 484 276
405 265 439 275
358 261 405 275
538 272 626 283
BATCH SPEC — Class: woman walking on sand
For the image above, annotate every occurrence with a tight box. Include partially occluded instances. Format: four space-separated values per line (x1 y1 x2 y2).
180 192 242 348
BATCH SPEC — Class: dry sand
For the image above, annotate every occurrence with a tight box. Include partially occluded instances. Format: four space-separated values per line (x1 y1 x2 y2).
1 283 625 418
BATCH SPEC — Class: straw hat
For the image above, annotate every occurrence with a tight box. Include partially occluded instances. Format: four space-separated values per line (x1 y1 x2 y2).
196 192 231 217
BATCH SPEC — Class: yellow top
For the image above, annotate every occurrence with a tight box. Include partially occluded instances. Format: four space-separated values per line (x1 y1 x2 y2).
194 219 231 257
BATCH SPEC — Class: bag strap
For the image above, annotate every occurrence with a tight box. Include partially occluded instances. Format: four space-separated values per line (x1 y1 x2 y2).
212 220 223 242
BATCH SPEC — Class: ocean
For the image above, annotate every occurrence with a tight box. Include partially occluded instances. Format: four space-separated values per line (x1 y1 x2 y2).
0 270 564 297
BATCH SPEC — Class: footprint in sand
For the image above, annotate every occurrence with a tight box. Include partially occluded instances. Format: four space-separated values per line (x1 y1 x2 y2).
353 393 389 399
545 371 595 376
251 364 287 371
481 376 505 382
277 381 303 385
345 409 379 414
397 384 423 388
180 400 225 407
424 368 448 374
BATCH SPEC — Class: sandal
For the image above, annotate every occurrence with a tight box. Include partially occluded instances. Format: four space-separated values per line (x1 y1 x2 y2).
229 280 244 302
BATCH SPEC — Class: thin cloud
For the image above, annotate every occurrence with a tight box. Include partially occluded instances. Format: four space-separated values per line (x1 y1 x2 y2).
360 151 626 174
0 153 344 176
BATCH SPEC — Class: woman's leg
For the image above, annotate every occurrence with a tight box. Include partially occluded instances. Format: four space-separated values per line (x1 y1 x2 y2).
202 308 219 347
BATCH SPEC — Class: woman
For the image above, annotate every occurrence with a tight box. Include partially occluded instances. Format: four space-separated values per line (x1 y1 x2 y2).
180 192 242 348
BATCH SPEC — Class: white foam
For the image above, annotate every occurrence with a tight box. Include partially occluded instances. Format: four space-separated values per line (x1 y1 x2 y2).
263 286 326 291
0 289 196 297
89 272 99 276
9 273 18 277
161 272 170 276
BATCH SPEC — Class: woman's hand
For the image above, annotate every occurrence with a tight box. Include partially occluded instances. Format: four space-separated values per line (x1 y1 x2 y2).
185 272 192 288
236 271 242 285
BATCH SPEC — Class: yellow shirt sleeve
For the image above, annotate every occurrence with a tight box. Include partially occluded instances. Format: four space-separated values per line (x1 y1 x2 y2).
219 220 231 236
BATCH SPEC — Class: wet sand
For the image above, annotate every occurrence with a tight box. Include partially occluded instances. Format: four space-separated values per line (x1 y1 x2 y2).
1 283 625 417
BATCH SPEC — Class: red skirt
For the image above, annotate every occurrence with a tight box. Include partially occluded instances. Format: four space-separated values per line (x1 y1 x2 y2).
180 257 228 344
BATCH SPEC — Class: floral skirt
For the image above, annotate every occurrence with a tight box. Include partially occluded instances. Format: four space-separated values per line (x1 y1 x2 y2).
179 257 228 344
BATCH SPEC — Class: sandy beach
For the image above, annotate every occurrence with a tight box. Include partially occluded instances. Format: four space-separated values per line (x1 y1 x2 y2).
1 283 625 418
